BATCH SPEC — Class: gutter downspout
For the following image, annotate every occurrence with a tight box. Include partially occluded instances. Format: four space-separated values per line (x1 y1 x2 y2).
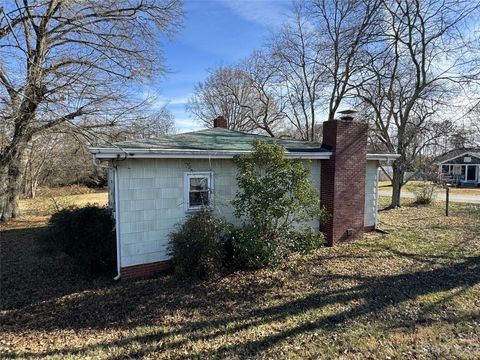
113 165 121 281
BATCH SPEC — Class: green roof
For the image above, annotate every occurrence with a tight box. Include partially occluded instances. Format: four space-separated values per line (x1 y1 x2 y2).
99 128 329 153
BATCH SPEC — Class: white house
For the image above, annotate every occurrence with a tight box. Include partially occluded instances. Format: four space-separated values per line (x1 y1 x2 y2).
91 116 398 279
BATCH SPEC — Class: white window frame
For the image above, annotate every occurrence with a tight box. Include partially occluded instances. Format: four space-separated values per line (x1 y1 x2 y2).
183 172 214 211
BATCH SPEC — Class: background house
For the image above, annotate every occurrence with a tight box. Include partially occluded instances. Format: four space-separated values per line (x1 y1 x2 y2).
91 116 398 279
437 149 480 187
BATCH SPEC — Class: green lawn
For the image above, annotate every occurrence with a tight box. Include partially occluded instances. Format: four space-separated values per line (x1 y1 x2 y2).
1 194 479 359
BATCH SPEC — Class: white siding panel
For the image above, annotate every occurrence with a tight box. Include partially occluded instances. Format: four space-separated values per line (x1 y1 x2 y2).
364 161 379 228
117 158 322 267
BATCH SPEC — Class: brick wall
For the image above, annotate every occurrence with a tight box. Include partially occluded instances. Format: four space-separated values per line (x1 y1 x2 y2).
320 119 368 246
121 260 172 279
213 116 228 128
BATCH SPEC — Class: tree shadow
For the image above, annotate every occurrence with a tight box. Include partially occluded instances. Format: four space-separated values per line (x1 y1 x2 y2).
1 249 478 359
1 225 112 311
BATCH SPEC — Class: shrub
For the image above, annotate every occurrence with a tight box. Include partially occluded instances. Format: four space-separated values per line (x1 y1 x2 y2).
286 229 326 254
227 226 284 269
42 206 116 275
414 182 438 205
233 140 326 237
167 210 231 279
230 140 329 269
227 227 325 270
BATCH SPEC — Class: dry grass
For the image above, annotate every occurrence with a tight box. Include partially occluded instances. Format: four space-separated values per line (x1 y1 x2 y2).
379 180 480 196
19 189 107 217
1 193 479 359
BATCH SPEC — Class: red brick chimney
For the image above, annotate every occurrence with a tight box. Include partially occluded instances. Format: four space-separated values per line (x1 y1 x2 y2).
213 116 228 129
320 114 368 246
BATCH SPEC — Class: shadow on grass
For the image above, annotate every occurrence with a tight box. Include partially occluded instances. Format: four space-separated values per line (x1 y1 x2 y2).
1 241 478 359
0 225 111 311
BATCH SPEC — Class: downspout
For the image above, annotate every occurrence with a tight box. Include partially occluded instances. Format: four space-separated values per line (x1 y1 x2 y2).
113 165 121 281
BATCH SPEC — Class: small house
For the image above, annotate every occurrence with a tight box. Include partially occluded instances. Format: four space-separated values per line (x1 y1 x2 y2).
437 149 480 187
90 116 398 279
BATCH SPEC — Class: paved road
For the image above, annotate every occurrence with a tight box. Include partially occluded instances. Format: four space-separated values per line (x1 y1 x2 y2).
378 189 480 204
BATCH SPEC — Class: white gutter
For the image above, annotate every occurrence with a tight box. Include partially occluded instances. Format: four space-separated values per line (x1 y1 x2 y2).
113 166 121 281
366 154 401 161
90 147 333 160
91 147 399 162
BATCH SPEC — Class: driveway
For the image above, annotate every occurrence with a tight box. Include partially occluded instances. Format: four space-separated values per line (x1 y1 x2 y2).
378 189 480 204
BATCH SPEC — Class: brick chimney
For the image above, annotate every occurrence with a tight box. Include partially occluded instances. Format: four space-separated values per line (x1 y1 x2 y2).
213 116 228 129
320 114 368 246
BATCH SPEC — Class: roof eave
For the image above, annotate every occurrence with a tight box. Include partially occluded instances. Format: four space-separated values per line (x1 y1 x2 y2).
366 153 400 161
91 147 399 161
90 147 333 160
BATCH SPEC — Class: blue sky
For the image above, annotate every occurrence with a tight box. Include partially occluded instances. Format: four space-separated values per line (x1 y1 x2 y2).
148 0 292 132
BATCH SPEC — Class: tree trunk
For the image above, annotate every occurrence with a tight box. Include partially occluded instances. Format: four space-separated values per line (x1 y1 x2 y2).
31 178 38 199
0 165 8 220
390 161 404 208
1 142 28 221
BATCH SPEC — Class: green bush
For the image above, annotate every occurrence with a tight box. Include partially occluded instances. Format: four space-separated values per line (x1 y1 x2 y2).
233 140 326 236
229 140 329 269
414 182 438 205
42 206 116 275
227 226 326 270
227 226 284 269
286 229 326 254
167 210 231 279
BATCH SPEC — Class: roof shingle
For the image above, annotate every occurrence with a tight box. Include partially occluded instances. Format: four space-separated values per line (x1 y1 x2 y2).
436 148 480 163
97 128 329 153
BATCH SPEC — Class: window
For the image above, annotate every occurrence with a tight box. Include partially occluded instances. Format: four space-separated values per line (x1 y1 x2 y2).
184 172 214 210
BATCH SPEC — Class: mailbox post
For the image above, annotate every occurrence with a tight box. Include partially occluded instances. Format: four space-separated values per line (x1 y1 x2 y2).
445 183 451 217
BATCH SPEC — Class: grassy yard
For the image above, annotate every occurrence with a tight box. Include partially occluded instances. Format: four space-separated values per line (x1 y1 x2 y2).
18 185 108 218
379 180 480 196
1 191 479 359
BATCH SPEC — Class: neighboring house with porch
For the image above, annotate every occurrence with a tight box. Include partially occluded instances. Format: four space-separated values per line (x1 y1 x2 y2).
91 116 398 279
437 149 480 187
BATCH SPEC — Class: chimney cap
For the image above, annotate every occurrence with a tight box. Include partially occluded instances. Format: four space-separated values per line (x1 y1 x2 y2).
337 109 357 121
337 109 357 115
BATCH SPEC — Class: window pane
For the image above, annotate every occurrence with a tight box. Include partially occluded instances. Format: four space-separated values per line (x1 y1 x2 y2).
190 177 208 191
189 191 209 207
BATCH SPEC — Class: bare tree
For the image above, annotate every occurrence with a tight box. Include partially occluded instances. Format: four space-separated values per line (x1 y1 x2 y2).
114 106 175 140
187 67 257 132
17 104 175 199
20 133 61 198
268 3 325 141
312 0 381 122
187 55 285 136
0 0 183 220
261 0 380 141
465 102 480 147
358 0 479 208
